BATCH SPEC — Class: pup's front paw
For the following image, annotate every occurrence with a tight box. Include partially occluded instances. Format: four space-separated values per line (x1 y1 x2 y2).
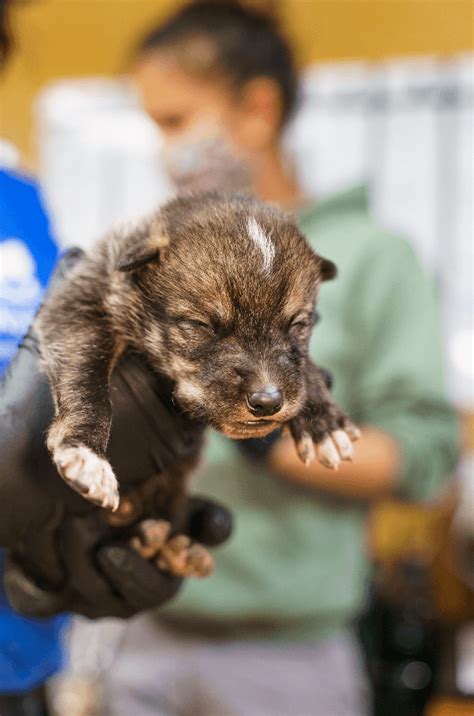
289 405 361 470
53 444 120 511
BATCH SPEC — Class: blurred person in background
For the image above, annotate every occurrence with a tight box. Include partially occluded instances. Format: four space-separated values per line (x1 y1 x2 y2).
97 2 460 715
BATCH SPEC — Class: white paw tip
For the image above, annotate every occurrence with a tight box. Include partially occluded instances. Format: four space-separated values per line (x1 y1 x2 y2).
332 429 354 460
348 425 362 441
315 435 341 470
295 432 315 465
54 444 119 510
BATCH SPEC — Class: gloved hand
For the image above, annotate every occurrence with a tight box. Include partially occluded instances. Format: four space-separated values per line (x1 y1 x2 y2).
0 249 232 618
4 497 231 619
237 366 334 463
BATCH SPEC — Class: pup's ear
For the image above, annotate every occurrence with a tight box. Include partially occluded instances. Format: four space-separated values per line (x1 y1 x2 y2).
116 216 169 272
318 256 337 281
117 243 163 272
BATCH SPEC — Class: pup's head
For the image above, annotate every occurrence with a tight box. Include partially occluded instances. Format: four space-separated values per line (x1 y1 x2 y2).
117 193 336 438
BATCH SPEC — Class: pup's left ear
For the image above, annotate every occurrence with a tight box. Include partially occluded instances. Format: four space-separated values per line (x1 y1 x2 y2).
117 243 163 272
318 256 337 281
116 216 169 272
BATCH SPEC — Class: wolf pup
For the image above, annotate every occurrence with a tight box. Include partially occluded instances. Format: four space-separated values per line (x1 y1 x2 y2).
35 193 359 577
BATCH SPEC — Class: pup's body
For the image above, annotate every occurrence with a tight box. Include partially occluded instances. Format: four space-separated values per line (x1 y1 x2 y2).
35 193 359 576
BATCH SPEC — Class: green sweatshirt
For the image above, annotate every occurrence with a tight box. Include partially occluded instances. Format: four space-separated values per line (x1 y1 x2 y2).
159 186 459 641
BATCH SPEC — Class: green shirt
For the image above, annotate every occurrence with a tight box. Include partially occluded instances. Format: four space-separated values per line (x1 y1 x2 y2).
159 186 459 641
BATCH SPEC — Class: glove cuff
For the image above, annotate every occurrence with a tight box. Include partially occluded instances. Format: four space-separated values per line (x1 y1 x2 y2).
3 555 68 618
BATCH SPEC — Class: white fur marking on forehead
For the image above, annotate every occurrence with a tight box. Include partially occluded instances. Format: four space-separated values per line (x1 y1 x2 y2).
247 217 275 273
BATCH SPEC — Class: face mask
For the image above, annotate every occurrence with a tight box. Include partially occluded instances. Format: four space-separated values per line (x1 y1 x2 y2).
160 121 252 195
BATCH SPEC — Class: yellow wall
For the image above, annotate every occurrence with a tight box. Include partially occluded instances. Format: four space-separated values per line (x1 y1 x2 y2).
0 0 472 166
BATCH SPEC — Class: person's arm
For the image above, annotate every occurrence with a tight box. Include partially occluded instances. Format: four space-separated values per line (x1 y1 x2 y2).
269 425 400 499
268 237 460 502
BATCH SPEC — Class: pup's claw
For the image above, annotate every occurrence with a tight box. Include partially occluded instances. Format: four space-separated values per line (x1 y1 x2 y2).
295 431 315 465
53 444 120 511
315 435 341 470
289 420 315 465
332 429 354 461
345 423 362 442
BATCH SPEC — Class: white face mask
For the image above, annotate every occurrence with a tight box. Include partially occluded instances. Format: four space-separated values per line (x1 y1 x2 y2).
160 121 252 195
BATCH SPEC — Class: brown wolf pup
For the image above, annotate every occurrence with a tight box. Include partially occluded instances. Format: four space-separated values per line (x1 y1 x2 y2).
35 193 359 577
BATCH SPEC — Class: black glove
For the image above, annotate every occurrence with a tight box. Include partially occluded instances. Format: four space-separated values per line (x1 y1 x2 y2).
237 367 334 463
4 496 231 619
0 249 232 618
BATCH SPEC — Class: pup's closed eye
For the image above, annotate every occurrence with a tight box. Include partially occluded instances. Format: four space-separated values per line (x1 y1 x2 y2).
290 314 311 329
181 319 213 331
176 318 217 338
288 311 318 334
176 315 230 338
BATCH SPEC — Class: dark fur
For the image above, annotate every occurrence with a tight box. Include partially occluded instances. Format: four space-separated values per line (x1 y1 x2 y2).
35 193 354 521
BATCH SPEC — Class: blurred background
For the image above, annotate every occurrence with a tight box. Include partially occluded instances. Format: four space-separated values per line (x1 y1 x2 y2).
1 0 472 409
0 2 473 715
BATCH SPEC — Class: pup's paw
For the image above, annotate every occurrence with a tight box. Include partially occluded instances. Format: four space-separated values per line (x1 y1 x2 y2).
289 407 361 470
53 444 120 511
130 519 172 559
130 522 214 578
157 535 214 578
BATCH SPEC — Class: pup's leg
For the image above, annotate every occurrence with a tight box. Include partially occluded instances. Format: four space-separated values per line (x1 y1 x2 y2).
40 321 119 510
289 361 361 470
126 465 213 578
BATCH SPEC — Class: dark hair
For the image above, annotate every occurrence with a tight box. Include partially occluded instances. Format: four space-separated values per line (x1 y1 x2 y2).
0 0 14 65
136 0 298 126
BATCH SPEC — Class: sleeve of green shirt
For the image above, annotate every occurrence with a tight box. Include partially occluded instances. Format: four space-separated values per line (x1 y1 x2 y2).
349 234 460 502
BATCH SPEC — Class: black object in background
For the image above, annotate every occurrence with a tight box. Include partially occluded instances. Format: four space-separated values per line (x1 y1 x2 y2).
358 559 441 716
0 687 47 716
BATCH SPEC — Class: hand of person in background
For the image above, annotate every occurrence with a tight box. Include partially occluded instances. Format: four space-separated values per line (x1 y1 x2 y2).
0 249 232 618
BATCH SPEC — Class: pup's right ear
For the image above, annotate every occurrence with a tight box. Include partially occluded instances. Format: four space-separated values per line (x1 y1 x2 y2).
318 256 337 282
116 216 169 272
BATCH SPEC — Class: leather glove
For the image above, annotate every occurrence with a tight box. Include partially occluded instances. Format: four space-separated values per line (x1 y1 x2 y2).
5 497 231 619
1 249 232 618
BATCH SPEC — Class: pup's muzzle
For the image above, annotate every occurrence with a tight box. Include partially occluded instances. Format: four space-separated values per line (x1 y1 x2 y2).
246 385 283 417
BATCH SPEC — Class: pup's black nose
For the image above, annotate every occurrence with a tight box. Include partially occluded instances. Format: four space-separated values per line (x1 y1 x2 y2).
246 386 283 417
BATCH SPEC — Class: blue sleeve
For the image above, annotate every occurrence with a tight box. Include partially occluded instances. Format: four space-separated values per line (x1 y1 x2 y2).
0 170 67 694
0 170 59 374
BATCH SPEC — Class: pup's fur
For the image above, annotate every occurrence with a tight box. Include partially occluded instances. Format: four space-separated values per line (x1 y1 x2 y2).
35 193 359 576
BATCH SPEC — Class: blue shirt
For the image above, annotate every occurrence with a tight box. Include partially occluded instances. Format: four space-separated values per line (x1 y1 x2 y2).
0 168 68 693
0 169 58 372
